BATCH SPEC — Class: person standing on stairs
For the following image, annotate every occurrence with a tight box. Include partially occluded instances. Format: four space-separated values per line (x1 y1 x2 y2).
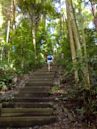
47 54 54 71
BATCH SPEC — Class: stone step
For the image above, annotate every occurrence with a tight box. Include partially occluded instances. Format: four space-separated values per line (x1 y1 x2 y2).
30 76 54 79
18 86 50 93
15 102 53 108
33 72 55 76
2 102 53 108
0 65 58 128
1 108 54 117
25 82 53 86
34 69 55 72
39 66 57 69
18 90 50 94
32 75 54 78
15 92 50 97
28 78 53 81
27 80 53 85
14 97 54 102
20 86 50 92
28 80 53 83
0 116 56 127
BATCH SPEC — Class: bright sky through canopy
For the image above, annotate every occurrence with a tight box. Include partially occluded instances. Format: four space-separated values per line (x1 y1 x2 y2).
0 4 3 28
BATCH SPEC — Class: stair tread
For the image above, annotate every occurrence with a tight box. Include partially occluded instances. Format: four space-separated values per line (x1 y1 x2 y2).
1 107 53 112
14 96 54 99
18 90 50 93
20 87 50 91
0 116 57 127
1 108 54 117
0 116 56 120
25 83 53 86
28 80 53 83
0 65 57 127
2 102 53 108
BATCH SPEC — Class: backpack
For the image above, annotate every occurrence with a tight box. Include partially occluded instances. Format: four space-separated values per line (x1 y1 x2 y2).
47 55 52 60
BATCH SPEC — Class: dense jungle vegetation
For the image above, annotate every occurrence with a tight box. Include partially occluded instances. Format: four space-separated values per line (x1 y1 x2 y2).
0 0 97 128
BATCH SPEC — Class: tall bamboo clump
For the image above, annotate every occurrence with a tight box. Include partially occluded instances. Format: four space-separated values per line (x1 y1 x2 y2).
66 0 90 90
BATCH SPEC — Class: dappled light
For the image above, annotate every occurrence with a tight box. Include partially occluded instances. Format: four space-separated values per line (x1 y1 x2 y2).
0 0 97 129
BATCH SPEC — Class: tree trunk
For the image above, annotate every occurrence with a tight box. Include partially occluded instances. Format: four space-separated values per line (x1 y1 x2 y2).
12 0 16 29
0 44 3 61
66 0 91 89
67 0 82 58
81 24 90 89
66 0 79 82
32 23 36 59
78 3 91 89
6 20 10 43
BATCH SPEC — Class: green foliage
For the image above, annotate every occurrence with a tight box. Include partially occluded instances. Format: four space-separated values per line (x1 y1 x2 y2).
0 81 6 90
69 86 97 123
10 19 36 73
0 65 15 91
51 85 60 93
85 29 97 58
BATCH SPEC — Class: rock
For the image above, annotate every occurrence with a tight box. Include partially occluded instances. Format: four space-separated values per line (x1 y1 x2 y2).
2 86 8 92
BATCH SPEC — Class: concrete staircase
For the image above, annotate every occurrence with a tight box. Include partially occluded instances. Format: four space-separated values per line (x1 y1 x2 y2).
0 65 57 128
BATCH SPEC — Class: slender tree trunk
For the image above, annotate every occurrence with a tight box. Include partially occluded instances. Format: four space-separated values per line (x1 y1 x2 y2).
78 3 91 89
6 20 10 43
12 0 16 29
6 20 11 63
21 47 24 70
66 0 79 82
66 0 91 89
0 45 3 61
67 0 82 58
81 25 90 89
43 14 46 30
32 23 36 59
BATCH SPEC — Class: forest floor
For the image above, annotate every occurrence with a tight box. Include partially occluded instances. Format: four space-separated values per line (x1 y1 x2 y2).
35 76 96 129
30 68 97 129
0 68 97 129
